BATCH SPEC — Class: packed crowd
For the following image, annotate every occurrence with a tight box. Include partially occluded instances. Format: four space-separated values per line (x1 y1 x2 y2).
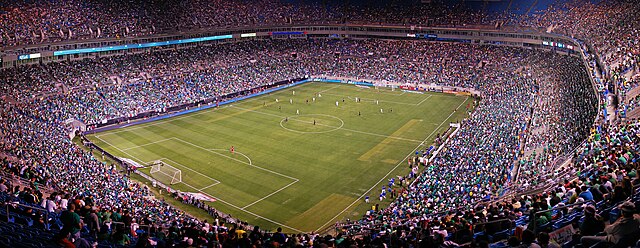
512 0 640 111
0 0 490 47
1 36 607 247
1 0 640 248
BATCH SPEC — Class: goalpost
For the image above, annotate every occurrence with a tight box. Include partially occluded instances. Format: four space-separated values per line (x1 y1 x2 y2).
149 160 182 185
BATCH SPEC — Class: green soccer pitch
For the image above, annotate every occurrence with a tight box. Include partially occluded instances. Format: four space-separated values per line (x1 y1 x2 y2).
87 82 473 233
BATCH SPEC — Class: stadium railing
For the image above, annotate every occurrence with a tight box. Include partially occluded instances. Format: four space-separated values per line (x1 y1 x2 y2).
0 170 55 195
2 201 51 230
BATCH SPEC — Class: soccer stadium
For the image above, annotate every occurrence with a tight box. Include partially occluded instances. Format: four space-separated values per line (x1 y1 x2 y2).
0 0 639 247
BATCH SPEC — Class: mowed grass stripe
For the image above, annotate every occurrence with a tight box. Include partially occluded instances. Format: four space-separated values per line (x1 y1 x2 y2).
358 119 421 162
285 193 355 231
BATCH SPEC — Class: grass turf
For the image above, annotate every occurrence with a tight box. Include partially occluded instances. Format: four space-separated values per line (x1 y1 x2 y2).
87 82 472 233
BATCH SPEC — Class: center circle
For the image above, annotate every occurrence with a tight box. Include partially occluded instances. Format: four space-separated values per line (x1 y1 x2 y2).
279 114 344 134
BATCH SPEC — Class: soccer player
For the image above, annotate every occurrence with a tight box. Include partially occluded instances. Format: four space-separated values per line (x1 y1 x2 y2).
313 120 316 125
230 146 235 154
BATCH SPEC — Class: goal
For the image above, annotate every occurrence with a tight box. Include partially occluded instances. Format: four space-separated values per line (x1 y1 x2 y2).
149 160 182 185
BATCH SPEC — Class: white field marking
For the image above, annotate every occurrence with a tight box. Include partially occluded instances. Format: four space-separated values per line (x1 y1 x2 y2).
369 88 407 96
178 178 304 233
170 137 300 210
198 183 219 191
94 135 146 164
172 137 299 181
208 148 252 165
94 88 285 138
95 82 320 138
279 114 345 134
152 159 302 232
416 95 433 106
320 92 429 106
241 179 298 210
97 136 222 186
230 105 424 143
121 138 175 151
95 104 234 138
314 96 469 232
160 158 221 185
153 170 180 185
171 170 302 232
95 136 304 232
318 84 341 94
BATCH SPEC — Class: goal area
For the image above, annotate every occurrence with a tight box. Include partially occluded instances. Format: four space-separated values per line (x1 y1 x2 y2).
149 160 182 185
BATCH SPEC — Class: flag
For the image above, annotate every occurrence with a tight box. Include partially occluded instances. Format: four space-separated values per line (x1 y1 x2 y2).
97 27 101 38
68 29 72 39
59 29 64 38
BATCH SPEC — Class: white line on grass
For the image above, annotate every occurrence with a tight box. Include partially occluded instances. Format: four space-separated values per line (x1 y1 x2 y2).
153 170 179 183
172 137 299 181
161 158 221 185
319 92 430 106
159 172 305 233
95 105 232 138
121 138 175 151
198 183 220 191
371 89 407 96
241 180 298 210
208 148 253 165
416 95 433 106
95 88 284 138
317 84 341 94
94 135 144 163
170 137 300 210
230 105 424 143
313 96 469 232
96 135 304 232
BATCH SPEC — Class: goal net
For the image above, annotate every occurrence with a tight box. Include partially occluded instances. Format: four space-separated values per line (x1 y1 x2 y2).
149 160 182 185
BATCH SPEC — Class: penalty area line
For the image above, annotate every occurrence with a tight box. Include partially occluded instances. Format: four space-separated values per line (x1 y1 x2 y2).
93 136 304 233
198 183 220 191
241 179 299 210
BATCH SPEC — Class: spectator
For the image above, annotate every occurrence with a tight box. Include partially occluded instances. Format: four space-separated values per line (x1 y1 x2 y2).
579 205 605 236
60 203 82 241
581 202 640 247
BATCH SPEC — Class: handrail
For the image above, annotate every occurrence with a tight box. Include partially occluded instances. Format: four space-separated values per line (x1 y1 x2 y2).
531 200 594 232
2 201 50 230
0 170 56 195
